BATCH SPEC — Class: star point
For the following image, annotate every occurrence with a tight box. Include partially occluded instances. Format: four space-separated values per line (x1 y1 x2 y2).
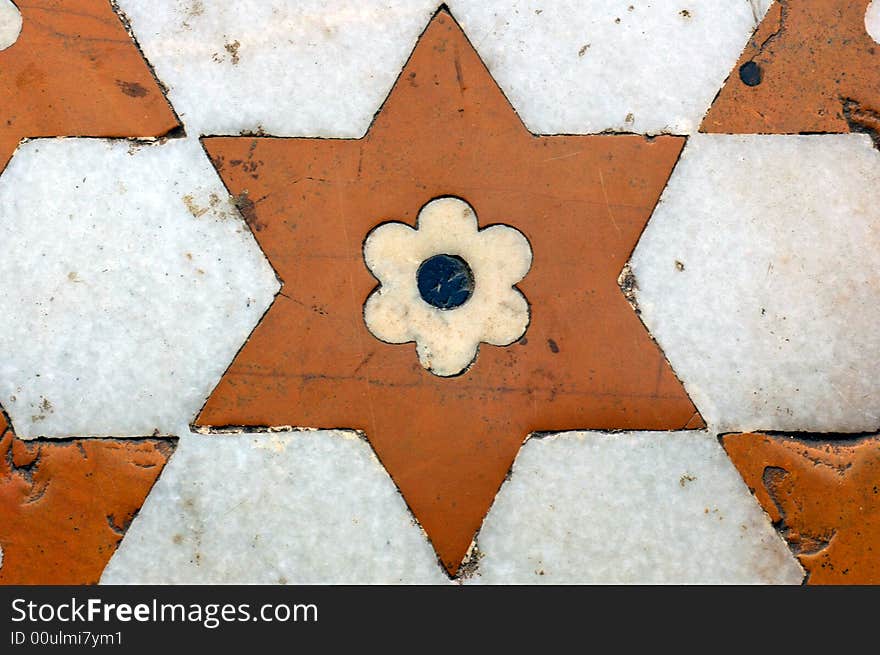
0 0 179 172
702 0 880 134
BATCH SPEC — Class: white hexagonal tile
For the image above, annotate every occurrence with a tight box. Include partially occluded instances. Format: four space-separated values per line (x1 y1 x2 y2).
468 431 804 584
0 137 279 438
101 430 449 584
629 134 880 433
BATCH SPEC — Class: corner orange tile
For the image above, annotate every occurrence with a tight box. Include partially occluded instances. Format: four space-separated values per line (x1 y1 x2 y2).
0 0 180 172
0 412 175 585
197 9 702 575
702 1 880 135
723 433 880 584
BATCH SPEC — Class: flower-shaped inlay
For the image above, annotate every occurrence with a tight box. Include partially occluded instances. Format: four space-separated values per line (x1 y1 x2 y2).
363 197 532 377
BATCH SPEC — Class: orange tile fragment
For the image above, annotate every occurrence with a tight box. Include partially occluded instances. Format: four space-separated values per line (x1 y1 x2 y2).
702 1 880 134
0 0 179 172
0 412 175 584
723 433 880 584
197 9 702 575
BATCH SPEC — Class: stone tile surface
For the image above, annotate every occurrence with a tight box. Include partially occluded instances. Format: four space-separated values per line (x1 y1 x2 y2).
101 431 449 584
724 433 880 584
0 0 878 586
470 431 804 584
630 134 880 433
0 137 278 438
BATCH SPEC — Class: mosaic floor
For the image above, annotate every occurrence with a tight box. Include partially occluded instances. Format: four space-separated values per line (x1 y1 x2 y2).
1 0 878 584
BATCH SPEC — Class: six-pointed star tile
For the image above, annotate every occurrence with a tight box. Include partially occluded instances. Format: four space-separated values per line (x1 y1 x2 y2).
198 9 703 574
702 0 880 134
0 0 179 172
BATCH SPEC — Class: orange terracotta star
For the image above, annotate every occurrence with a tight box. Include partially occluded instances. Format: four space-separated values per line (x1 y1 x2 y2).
0 410 175 584
702 0 880 135
0 0 179 173
723 433 880 585
197 9 702 574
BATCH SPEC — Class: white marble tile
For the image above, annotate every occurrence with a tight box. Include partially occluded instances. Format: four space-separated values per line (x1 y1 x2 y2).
0 0 21 51
749 0 775 21
469 431 803 584
867 0 880 44
0 137 278 438
116 0 765 137
629 134 880 433
449 0 767 135
115 0 436 138
101 430 449 584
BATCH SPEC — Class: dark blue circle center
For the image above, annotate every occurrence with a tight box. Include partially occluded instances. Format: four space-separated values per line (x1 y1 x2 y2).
416 254 474 310
739 61 762 87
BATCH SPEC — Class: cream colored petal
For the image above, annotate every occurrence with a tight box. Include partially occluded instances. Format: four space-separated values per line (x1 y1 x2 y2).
481 287 530 346
477 224 533 285
363 287 416 344
415 197 479 242
363 221 419 283
414 324 481 377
